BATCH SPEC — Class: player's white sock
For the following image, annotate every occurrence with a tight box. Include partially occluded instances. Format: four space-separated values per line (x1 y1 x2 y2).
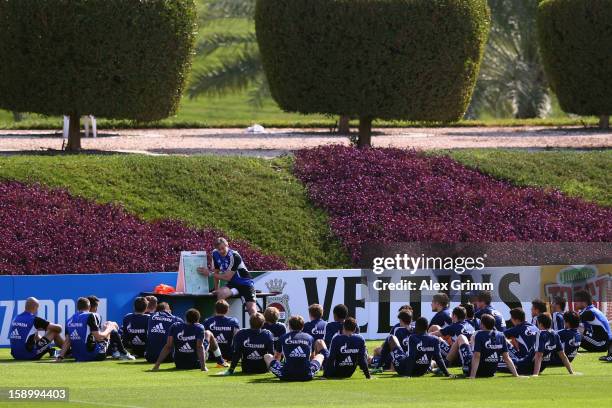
213 348 222 358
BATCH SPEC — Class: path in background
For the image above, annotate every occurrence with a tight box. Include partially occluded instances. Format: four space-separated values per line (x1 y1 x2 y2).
1 126 610 157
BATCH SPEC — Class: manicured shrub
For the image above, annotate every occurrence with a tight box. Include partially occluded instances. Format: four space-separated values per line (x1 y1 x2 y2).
537 0 612 128
0 0 197 149
0 181 287 275
255 0 490 146
294 146 612 263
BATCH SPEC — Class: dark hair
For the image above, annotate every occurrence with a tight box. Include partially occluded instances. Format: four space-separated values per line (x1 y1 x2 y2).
452 306 466 321
76 297 90 311
532 299 548 314
343 317 358 332
250 313 265 330
573 290 592 305
432 293 450 308
185 308 201 324
333 304 349 320
510 308 526 322
145 296 158 306
215 300 229 315
414 317 428 334
308 304 324 320
563 311 580 329
87 295 100 308
537 313 552 330
264 307 280 324
156 302 170 312
461 303 475 319
398 310 413 325
480 314 495 330
477 291 492 305
398 304 412 313
288 315 305 331
134 297 148 313
552 296 567 311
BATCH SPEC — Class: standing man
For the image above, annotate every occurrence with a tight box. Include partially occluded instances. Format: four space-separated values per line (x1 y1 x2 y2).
10 297 64 360
198 238 258 316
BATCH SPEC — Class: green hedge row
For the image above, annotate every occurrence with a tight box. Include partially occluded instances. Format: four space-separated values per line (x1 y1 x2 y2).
0 0 197 121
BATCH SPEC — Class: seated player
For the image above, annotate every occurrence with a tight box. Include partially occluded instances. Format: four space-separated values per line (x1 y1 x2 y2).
323 304 359 347
320 317 370 379
430 306 475 365
549 311 581 366
474 291 506 331
531 299 548 325
145 302 183 363
551 296 566 331
203 300 239 364
371 309 413 370
458 314 520 378
122 296 150 358
462 303 480 330
510 313 575 376
87 295 135 360
503 308 538 359
10 297 64 360
264 315 323 381
222 313 274 375
573 290 612 361
145 296 158 315
429 293 452 329
152 308 223 371
57 297 123 362
303 304 327 342
263 306 287 352
385 317 451 377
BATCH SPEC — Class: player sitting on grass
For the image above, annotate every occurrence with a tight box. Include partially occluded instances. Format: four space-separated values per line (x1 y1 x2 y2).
381 317 451 377
221 312 274 375
503 308 538 359
324 304 359 347
531 299 548 325
474 291 506 331
152 308 224 371
371 308 413 370
551 296 566 331
457 314 520 379
263 306 287 352
508 313 575 376
548 311 581 366
319 317 370 379
10 297 64 360
462 303 480 330
145 302 183 363
573 290 612 362
122 296 150 358
87 295 135 360
429 293 452 328
430 306 475 365
204 300 239 364
144 296 158 315
265 315 323 381
303 303 327 342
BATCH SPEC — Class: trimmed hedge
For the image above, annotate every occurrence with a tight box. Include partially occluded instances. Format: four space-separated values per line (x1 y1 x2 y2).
256 0 490 144
537 0 612 124
0 0 196 121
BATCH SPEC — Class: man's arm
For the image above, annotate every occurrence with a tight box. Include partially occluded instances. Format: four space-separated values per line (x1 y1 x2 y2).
359 347 371 379
501 352 520 377
557 350 574 375
532 352 543 376
434 353 450 377
469 352 481 378
152 337 174 370
55 337 71 361
196 339 207 372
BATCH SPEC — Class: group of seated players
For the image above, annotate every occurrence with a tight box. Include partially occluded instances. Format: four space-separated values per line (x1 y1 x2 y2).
9 289 612 381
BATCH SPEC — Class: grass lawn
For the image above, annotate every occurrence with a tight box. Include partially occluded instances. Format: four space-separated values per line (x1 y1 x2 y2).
0 155 348 270
0 347 610 408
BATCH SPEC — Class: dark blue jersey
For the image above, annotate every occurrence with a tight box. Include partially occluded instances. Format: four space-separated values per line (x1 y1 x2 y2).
473 330 508 368
440 320 475 341
203 315 239 358
580 305 612 341
66 311 104 362
323 321 359 347
169 322 205 369
277 331 314 375
397 333 447 376
263 322 287 351
466 318 480 331
391 326 413 351
475 305 506 331
121 313 149 349
145 311 183 363
430 308 452 328
9 312 50 360
231 328 274 373
212 249 253 287
324 334 369 378
303 318 327 341
552 312 565 331
549 328 581 364
503 322 538 357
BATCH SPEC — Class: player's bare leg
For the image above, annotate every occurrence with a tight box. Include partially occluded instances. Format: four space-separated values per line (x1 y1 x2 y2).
215 286 232 300
264 353 275 368
205 330 228 367
428 324 441 334
245 301 257 316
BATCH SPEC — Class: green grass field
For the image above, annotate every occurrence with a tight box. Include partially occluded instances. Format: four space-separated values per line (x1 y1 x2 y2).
0 347 609 408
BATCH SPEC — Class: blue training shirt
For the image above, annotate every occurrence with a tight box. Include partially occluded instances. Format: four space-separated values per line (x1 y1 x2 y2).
580 304 612 341
122 313 149 350
169 322 206 369
430 308 452 328
212 249 253 287
9 312 50 359
324 333 369 378
145 311 183 363
276 331 314 376
303 318 327 342
475 305 506 331
204 315 240 358
503 321 538 358
440 320 475 341
263 322 287 351
231 328 274 373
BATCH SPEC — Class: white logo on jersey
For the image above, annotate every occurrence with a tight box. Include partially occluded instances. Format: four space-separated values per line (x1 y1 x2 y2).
177 331 196 342
288 346 307 358
127 323 145 334
484 339 503 350
70 330 81 341
340 344 359 354
416 342 434 352
10 329 21 339
416 354 430 365
484 352 499 363
339 356 353 366
216 333 227 344
179 342 194 353
150 323 166 334
131 336 145 346
311 327 324 335
243 337 265 349
247 351 261 360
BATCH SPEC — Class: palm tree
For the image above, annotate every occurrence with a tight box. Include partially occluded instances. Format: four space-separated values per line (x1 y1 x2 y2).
469 0 550 119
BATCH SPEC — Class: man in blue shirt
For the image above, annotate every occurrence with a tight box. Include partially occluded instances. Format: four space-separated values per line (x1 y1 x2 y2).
263 306 287 352
122 297 150 358
198 237 257 316
549 311 581 366
551 296 566 331
222 313 274 375
430 306 475 365
319 317 370 379
503 308 538 359
10 297 64 360
462 303 480 330
573 290 612 361
323 304 359 347
474 291 506 331
429 293 452 329
372 309 413 370
145 302 183 363
303 304 327 342
203 300 239 363
265 315 324 381
530 299 548 325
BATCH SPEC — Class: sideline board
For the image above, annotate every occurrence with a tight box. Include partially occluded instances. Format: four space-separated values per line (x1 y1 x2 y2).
175 251 209 294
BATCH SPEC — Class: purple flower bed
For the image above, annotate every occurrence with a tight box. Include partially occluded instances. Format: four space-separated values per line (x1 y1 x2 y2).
294 146 612 263
0 181 287 275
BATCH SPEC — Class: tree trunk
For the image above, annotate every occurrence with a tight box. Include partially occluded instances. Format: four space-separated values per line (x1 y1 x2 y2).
357 117 372 148
337 115 351 135
65 113 81 151
599 115 610 130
